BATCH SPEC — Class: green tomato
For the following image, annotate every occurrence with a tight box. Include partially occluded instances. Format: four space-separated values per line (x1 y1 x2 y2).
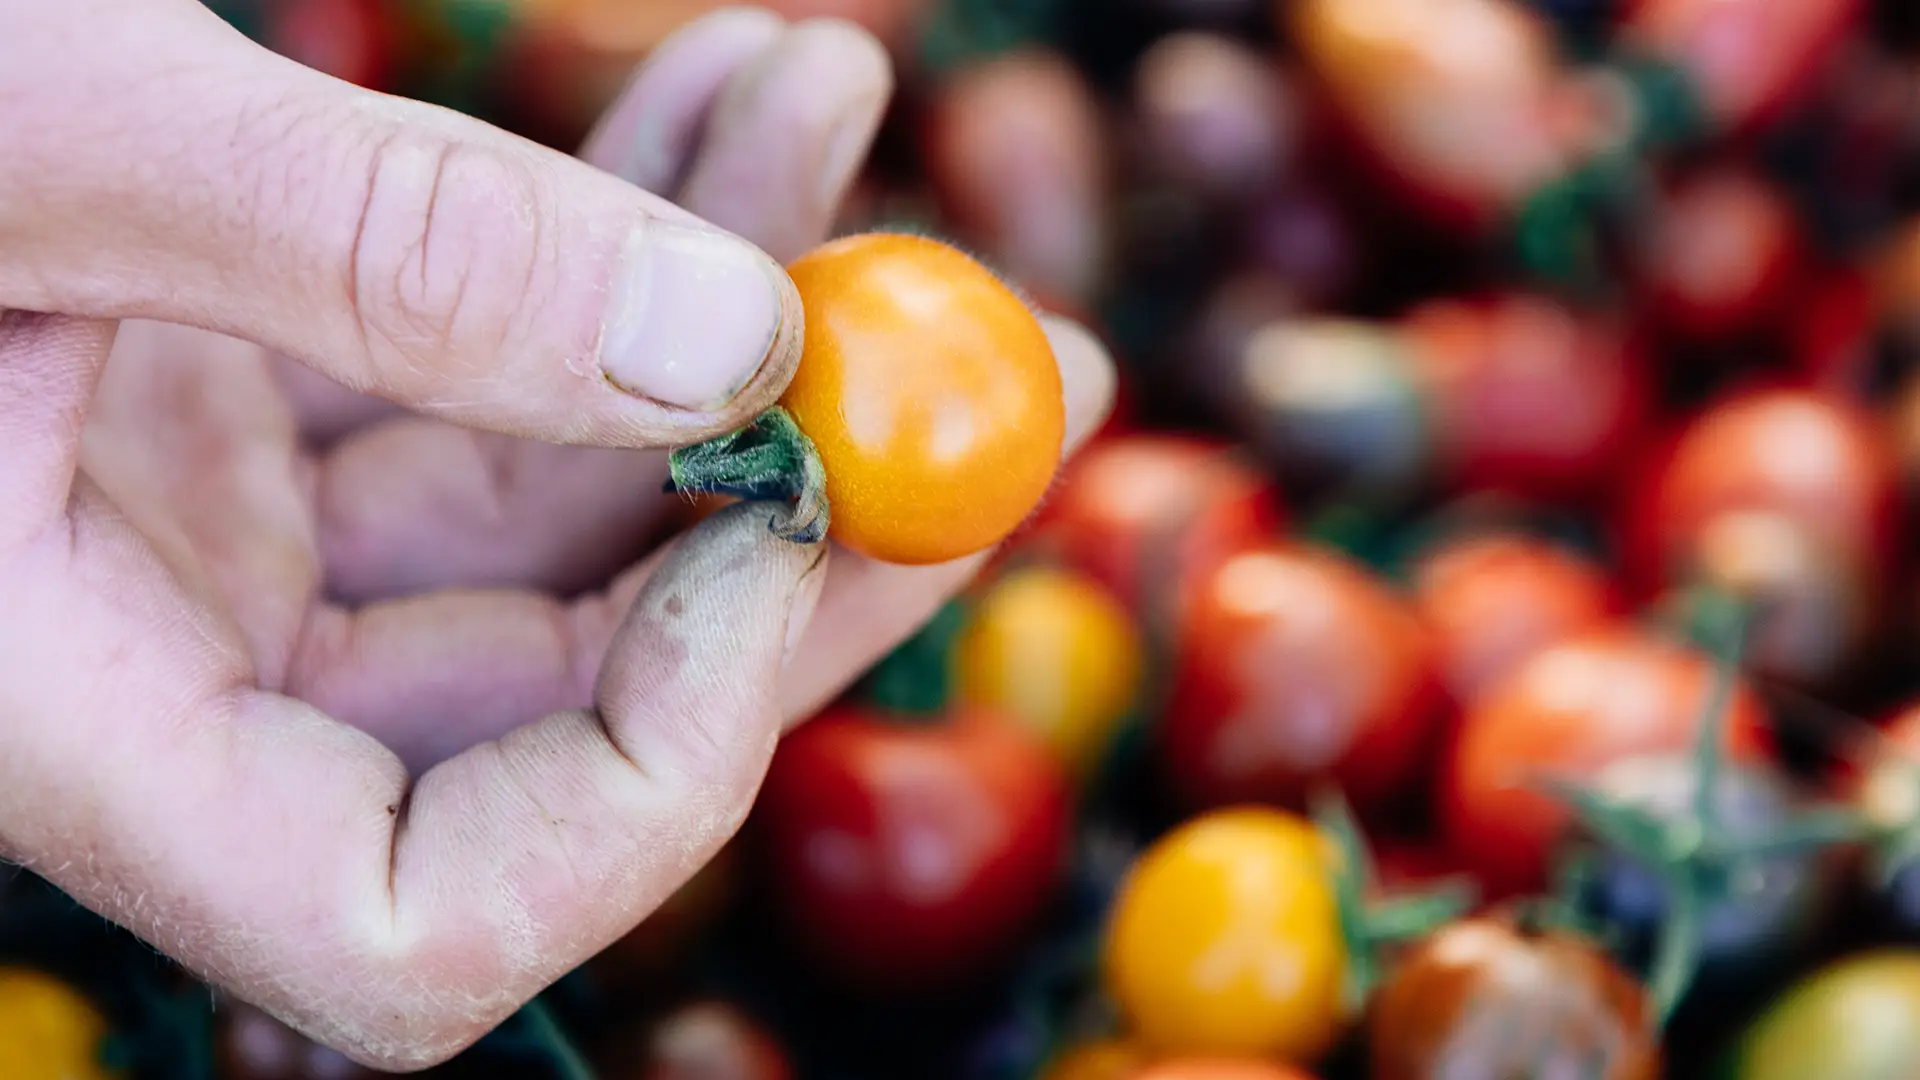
1728 949 1920 1080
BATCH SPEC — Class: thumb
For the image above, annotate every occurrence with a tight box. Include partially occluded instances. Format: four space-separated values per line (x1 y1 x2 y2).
0 0 801 446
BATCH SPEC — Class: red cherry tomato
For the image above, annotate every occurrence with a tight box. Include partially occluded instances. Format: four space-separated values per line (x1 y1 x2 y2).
752 705 1071 991
265 0 395 91
1618 0 1864 134
1409 531 1619 706
925 49 1108 312
1638 168 1804 342
1440 626 1774 897
1131 32 1297 202
1027 435 1285 622
1285 0 1583 228
1790 264 1879 392
1401 293 1652 500
217 998 371 1080
1622 386 1900 596
1160 542 1443 816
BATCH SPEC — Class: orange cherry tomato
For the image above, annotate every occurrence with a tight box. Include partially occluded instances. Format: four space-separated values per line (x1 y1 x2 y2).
1133 1062 1320 1080
0 968 120 1080
781 233 1066 565
1439 626 1774 897
953 565 1146 778
1103 807 1346 1063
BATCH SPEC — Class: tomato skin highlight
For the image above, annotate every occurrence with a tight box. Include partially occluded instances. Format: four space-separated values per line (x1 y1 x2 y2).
952 566 1146 778
621 1002 795 1080
0 968 121 1080
781 232 1066 566
1728 949 1920 1080
752 705 1071 991
1440 626 1773 897
1409 531 1619 706
1103 807 1346 1063
1029 435 1285 619
1365 916 1661 1080
1161 543 1443 816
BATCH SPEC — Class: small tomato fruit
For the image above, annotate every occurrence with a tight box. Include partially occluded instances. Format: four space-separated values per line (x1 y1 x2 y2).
952 565 1146 778
1102 807 1346 1063
782 233 1066 565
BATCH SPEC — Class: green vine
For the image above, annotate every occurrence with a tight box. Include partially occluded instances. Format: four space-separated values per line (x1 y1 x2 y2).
1311 789 1479 1013
666 407 830 545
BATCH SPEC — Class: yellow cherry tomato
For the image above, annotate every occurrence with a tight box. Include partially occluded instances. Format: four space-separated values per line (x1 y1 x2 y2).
780 233 1066 565
0 968 120 1080
1103 807 1346 1063
1040 1038 1149 1080
953 566 1145 776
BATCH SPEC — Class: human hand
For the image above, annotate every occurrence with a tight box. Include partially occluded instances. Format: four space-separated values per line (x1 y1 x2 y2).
0 2 1115 1069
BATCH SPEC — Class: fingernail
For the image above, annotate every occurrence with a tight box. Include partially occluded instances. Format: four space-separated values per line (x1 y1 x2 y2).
782 553 829 672
601 220 796 410
818 101 883 208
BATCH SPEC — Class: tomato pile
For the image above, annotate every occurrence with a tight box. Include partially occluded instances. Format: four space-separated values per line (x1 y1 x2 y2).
16 0 1920 1077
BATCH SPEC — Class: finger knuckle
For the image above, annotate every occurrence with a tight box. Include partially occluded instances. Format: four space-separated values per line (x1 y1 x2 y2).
343 130 552 390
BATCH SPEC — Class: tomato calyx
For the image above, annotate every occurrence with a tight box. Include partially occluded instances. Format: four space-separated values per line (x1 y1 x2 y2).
1537 598 1868 1022
1311 790 1479 1012
666 407 830 545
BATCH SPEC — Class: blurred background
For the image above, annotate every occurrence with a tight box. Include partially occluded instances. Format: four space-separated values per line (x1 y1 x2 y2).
13 0 1920 1078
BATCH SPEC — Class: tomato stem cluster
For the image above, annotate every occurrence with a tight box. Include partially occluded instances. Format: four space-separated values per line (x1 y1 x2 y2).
1312 790 1477 1013
666 407 830 545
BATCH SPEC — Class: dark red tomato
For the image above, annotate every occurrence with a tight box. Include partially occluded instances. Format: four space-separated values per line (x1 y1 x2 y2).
1027 435 1285 623
1160 543 1443 817
1409 531 1619 706
1637 168 1803 342
925 48 1108 312
1617 0 1864 134
610 1002 794 1080
753 705 1072 991
1366 915 1661 1080
217 999 373 1080
1621 387 1900 596
1401 294 1652 500
265 0 395 91
1440 626 1774 897
1371 837 1469 895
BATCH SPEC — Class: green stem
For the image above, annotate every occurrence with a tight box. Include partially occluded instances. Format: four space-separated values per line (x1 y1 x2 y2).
666 407 829 545
1690 593 1750 834
1646 869 1702 1026
521 997 597 1080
